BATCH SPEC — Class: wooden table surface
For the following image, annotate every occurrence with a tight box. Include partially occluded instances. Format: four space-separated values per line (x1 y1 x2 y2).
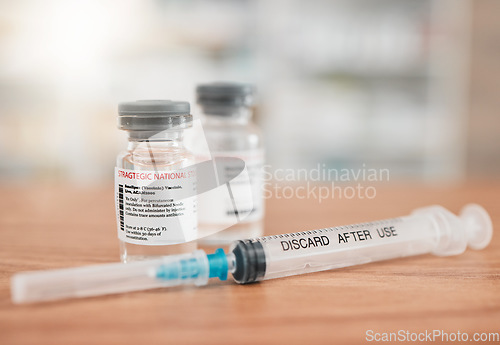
0 182 499 344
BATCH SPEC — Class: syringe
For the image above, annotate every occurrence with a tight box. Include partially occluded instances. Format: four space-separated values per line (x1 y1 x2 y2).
11 204 493 304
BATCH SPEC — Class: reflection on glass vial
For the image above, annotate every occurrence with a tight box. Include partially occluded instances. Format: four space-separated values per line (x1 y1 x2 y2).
115 100 197 262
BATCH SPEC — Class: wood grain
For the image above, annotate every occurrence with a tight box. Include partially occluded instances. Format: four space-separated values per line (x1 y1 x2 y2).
0 182 499 345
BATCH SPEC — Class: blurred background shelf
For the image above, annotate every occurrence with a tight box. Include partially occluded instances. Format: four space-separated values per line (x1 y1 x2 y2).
0 0 498 184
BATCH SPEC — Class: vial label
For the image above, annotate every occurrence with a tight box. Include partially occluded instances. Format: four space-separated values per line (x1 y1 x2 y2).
115 167 197 245
198 149 264 224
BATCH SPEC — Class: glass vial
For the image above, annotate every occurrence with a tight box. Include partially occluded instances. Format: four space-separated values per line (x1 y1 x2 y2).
115 100 197 262
195 82 264 244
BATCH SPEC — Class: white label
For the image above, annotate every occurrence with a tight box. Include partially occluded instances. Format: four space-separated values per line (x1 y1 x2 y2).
198 149 264 225
115 167 197 245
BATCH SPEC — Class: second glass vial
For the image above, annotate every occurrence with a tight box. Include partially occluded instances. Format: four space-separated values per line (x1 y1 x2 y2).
195 82 265 244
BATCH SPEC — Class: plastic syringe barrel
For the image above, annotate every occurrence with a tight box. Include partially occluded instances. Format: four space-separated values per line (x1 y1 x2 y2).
230 204 492 284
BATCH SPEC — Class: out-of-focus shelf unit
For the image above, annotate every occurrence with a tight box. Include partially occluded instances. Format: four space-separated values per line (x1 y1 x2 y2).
0 0 470 182
258 0 470 181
